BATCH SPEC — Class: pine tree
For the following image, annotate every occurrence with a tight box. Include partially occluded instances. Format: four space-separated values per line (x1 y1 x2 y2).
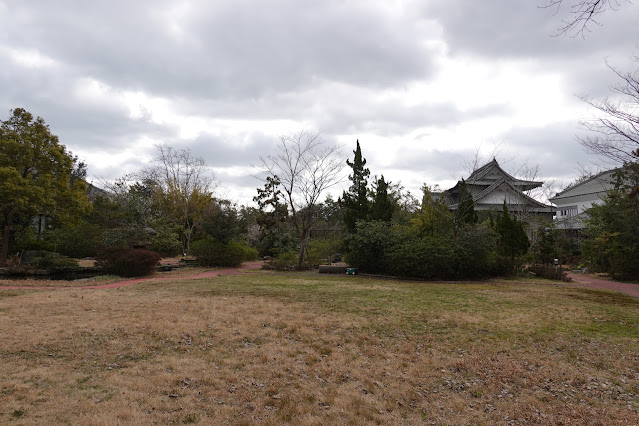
494 201 530 262
340 140 370 231
370 175 394 222
456 179 478 224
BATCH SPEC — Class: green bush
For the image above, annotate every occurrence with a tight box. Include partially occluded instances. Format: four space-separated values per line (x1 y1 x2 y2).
150 228 182 257
46 221 103 258
241 245 259 261
102 227 151 249
346 221 501 280
263 251 299 271
307 238 342 268
190 238 244 267
96 247 161 277
30 251 79 271
526 264 571 282
15 228 55 252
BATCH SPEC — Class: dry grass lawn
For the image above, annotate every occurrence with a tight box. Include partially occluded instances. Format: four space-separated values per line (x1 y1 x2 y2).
0 272 638 424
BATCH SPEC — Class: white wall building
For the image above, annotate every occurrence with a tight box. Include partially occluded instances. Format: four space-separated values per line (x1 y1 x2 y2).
548 169 618 229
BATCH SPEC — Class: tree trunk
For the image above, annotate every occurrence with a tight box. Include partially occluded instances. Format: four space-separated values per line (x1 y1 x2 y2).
297 237 306 268
0 214 11 267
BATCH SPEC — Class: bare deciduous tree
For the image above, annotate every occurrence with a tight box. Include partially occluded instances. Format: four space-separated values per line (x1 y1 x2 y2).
145 144 216 255
259 130 344 267
540 0 628 37
578 57 639 164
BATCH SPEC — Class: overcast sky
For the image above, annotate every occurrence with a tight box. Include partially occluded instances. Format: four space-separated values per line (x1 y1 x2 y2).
2 0 638 205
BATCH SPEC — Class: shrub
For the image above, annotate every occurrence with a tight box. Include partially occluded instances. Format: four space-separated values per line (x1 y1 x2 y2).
46 222 103 258
241 245 259 261
102 227 151 249
150 229 182 257
23 251 79 271
526 264 571 282
346 221 502 280
307 238 342 268
96 247 161 277
190 238 244 267
263 251 298 271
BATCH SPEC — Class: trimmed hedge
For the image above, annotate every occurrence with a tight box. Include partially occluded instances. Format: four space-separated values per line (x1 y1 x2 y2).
345 222 502 280
190 238 246 267
96 247 161 277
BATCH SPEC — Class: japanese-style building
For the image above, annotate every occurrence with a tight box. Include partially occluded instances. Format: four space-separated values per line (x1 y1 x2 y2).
441 159 556 221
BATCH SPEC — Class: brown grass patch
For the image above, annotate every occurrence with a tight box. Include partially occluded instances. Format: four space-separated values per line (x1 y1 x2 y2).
0 274 637 424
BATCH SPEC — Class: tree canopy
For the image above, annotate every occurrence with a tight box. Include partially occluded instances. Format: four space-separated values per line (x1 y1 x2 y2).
0 108 91 265
340 140 370 232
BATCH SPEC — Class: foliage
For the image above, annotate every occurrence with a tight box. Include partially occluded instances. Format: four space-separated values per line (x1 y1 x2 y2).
149 225 182 256
340 140 370 232
190 238 245 267
201 199 247 244
14 227 55 252
370 175 394 222
96 247 161 277
259 130 344 267
46 221 103 258
102 226 152 249
144 145 215 255
263 251 299 271
456 179 478 225
32 251 79 271
306 237 342 268
0 108 92 265
411 185 452 237
525 264 572 282
493 202 530 271
581 163 639 280
241 245 259 261
253 176 291 257
345 221 500 280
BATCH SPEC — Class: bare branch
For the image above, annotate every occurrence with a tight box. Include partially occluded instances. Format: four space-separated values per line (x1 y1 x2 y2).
540 0 627 38
577 57 639 163
258 130 345 267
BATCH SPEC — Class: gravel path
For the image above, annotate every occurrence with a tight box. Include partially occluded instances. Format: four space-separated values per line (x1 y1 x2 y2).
0 261 264 291
567 273 639 298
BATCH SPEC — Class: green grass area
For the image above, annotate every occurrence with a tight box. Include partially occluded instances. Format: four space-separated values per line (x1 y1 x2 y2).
1 272 638 424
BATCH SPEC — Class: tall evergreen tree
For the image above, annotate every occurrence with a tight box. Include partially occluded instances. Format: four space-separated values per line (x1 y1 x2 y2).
340 140 370 231
370 175 394 222
456 179 478 224
494 201 530 262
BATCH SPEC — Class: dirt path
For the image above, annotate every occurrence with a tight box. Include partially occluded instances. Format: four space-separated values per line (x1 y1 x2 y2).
0 261 264 291
567 273 639 298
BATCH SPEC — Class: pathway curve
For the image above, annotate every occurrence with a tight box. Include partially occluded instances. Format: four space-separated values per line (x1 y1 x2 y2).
0 261 264 291
567 273 639 298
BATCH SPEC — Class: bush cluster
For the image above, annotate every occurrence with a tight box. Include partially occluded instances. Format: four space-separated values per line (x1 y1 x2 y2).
96 247 161 277
263 251 299 270
190 238 255 267
526 264 571 282
345 222 505 280
29 251 79 271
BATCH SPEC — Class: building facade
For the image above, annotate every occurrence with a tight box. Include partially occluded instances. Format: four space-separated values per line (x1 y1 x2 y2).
548 169 617 230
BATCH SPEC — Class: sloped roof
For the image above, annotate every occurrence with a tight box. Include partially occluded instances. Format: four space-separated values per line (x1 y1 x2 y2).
457 178 555 212
451 159 542 193
549 169 617 202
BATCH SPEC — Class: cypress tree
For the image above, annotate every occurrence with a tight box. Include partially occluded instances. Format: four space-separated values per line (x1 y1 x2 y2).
370 175 394 222
340 140 370 231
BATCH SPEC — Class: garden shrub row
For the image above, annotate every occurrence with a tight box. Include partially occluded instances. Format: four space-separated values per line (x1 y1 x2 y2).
190 238 257 267
344 221 510 280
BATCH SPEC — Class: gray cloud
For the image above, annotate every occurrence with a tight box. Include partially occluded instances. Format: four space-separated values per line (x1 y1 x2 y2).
0 0 634 204
3 1 439 102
